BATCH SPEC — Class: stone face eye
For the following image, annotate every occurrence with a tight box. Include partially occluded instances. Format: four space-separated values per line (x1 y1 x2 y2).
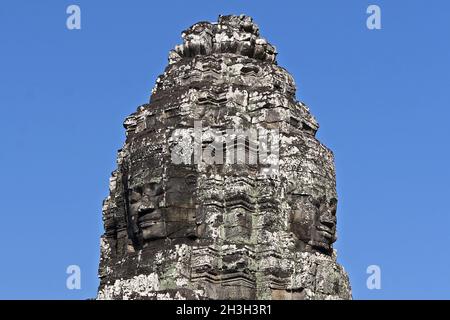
329 198 338 213
310 197 321 209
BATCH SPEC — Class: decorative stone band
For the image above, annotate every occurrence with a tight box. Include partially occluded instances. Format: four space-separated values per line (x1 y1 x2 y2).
97 243 351 300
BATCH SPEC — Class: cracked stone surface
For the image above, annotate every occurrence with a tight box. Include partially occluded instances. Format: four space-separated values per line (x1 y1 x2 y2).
97 14 351 300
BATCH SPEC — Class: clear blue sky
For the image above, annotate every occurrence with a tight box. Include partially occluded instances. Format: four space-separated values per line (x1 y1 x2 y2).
1 0 449 300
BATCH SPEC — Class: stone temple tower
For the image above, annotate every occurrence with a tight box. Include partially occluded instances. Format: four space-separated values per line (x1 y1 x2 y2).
97 15 351 300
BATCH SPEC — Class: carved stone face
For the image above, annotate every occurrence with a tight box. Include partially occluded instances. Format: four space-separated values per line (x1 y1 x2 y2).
126 165 198 243
129 181 166 241
289 195 337 254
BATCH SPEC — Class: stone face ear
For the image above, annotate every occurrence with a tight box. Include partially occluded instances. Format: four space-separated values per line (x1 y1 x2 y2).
97 15 351 300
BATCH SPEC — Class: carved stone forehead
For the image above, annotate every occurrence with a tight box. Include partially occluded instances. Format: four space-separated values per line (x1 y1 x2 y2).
127 162 198 188
127 167 163 189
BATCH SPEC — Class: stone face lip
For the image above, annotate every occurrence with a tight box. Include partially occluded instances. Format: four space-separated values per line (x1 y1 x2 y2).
97 14 352 300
